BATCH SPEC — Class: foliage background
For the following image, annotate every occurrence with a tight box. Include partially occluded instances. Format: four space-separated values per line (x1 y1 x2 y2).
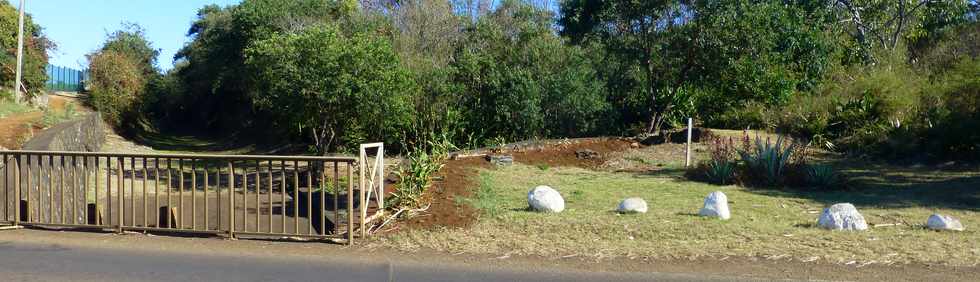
74 0 979 160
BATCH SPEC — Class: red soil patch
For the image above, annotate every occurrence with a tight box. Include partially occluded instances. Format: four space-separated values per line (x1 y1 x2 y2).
0 111 43 149
0 96 81 149
400 156 488 229
398 138 636 230
508 138 634 169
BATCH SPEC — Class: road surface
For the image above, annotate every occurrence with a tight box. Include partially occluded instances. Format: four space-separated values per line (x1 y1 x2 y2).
0 233 761 282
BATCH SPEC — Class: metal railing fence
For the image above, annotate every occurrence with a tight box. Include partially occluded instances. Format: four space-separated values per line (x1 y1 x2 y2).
0 149 385 244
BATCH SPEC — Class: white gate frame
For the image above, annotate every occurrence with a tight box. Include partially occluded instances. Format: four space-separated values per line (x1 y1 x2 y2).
358 142 384 236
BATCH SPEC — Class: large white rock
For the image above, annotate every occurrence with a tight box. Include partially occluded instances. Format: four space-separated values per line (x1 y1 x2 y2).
817 203 868 231
699 191 731 220
926 214 964 231
527 186 565 213
617 197 648 214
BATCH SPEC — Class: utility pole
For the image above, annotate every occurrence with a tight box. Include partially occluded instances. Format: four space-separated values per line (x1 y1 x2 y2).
14 0 26 103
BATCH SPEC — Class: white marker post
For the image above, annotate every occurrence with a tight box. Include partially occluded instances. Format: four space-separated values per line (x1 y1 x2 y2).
686 118 693 167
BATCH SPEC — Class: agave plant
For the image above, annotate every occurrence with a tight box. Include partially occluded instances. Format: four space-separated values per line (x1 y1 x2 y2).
738 135 796 186
806 164 839 188
705 160 735 185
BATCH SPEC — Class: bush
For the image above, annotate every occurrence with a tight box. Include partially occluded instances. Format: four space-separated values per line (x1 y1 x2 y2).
87 50 146 126
705 160 736 185
769 52 927 154
390 135 455 210
913 58 980 160
701 136 738 185
245 24 413 154
452 1 611 143
805 164 840 188
738 134 799 186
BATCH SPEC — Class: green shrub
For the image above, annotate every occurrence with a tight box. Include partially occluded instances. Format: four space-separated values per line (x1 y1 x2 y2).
805 164 840 188
390 135 456 210
738 134 797 186
87 50 145 126
452 1 611 143
701 136 738 185
245 24 413 154
469 173 503 218
914 58 980 160
770 53 928 155
705 160 735 185
40 103 76 127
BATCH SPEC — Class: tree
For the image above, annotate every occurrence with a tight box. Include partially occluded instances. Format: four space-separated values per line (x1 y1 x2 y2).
87 23 159 127
454 0 610 141
245 24 412 153
833 0 973 62
87 50 145 125
560 0 694 134
172 0 356 133
99 23 160 76
685 1 837 125
0 1 52 99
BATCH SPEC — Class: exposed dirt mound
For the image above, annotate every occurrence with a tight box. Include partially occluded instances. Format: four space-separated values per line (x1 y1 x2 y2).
400 157 488 229
0 96 85 149
399 138 636 230
507 138 635 169
0 112 43 149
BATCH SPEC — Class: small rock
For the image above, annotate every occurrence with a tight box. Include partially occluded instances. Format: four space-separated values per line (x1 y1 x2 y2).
486 155 513 166
699 191 730 220
926 214 964 231
527 185 565 213
817 203 868 231
629 142 640 149
575 149 599 160
617 197 648 214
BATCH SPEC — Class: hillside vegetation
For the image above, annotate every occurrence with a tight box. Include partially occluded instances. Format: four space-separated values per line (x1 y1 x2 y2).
74 0 978 162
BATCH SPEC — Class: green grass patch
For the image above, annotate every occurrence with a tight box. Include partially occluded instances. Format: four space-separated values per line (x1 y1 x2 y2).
0 99 33 118
40 102 77 127
466 172 505 218
380 163 980 266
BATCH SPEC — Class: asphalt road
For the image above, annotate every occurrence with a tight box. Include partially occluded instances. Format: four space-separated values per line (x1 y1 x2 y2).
0 240 762 282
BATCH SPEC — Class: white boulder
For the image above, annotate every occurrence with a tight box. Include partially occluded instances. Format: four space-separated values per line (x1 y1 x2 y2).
527 186 565 213
617 197 648 214
817 203 867 231
926 214 964 231
699 191 731 220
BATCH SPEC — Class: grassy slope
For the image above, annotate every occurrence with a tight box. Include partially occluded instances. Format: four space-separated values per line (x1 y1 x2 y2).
378 162 980 266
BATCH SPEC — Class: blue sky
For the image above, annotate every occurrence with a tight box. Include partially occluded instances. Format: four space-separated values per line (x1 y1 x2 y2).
9 0 241 71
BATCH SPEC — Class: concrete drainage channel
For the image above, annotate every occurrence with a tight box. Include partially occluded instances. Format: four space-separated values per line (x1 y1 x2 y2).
0 144 386 245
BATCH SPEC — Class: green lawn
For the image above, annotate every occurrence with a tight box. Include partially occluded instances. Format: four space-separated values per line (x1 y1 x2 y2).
377 162 980 266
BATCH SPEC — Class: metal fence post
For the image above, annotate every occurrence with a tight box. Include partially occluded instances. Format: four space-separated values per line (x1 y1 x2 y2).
228 161 235 238
13 155 21 226
347 162 354 245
